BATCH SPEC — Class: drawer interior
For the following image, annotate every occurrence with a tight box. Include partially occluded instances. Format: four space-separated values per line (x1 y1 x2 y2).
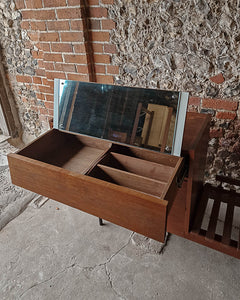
88 144 182 199
18 129 111 174
89 164 166 198
97 152 174 182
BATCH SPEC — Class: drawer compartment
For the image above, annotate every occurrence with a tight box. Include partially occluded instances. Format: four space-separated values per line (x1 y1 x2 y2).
8 129 183 242
18 129 111 174
89 164 166 197
98 152 174 182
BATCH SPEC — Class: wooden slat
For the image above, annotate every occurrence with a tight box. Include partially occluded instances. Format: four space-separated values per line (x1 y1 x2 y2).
206 200 221 240
208 186 240 207
97 164 166 198
192 185 210 234
189 230 240 259
222 203 234 245
110 152 174 182
216 175 240 187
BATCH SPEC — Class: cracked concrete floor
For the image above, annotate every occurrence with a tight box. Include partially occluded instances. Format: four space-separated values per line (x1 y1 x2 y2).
0 200 240 300
0 139 40 231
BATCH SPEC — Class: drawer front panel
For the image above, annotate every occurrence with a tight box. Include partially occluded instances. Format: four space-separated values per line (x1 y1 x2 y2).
8 154 168 242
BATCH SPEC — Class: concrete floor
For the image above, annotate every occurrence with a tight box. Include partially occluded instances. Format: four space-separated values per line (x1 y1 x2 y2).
0 199 240 300
0 139 39 231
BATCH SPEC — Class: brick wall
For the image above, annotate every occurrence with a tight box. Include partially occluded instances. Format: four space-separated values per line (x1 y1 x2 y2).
14 0 118 128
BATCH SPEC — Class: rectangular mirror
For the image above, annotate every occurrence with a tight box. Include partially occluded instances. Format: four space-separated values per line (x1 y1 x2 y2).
54 80 188 156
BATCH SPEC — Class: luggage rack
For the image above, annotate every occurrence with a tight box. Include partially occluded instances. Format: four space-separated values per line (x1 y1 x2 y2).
191 175 240 258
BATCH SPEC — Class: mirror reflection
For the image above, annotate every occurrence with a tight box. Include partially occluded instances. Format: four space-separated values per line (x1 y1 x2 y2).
56 80 187 155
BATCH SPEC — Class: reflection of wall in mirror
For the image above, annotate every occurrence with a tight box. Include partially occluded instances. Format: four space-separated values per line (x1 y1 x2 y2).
141 104 174 152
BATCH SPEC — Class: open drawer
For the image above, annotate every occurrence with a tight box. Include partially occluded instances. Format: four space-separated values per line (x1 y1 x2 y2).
8 129 183 242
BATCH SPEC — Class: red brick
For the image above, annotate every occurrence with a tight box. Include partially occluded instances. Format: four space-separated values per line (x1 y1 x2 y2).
101 19 115 30
36 69 46 76
95 65 106 74
33 77 42 84
89 7 108 18
67 73 89 81
32 50 43 59
216 111 236 120
40 32 59 42
49 80 55 88
64 54 87 63
210 128 223 138
107 65 119 74
44 0 66 7
47 20 70 31
16 75 32 83
38 43 51 51
76 65 89 74
94 54 110 64
210 73 225 84
43 62 54 70
25 0 42 9
46 94 54 101
189 96 201 106
74 43 86 53
38 84 55 93
44 101 54 109
57 8 82 19
42 78 51 85
51 43 73 53
38 60 45 68
104 44 116 54
21 21 30 30
96 75 114 84
92 43 103 53
91 32 109 42
22 10 56 20
44 53 63 62
202 98 238 111
68 0 83 5
30 21 46 31
88 0 99 4
89 20 101 30
55 63 76 72
101 0 114 4
47 109 54 117
70 20 83 30
61 32 83 42
15 0 25 9
36 93 45 100
28 32 40 41
43 79 54 88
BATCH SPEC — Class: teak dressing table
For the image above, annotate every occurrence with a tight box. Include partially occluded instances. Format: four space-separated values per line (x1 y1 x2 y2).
8 81 240 259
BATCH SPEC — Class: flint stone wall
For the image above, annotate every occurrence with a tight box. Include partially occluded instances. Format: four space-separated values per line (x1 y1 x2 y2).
108 0 240 182
0 0 43 141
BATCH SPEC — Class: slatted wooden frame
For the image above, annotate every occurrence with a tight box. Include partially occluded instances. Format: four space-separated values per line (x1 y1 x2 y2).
191 179 240 258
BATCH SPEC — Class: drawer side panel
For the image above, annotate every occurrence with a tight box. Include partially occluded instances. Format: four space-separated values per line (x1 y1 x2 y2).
8 154 168 242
